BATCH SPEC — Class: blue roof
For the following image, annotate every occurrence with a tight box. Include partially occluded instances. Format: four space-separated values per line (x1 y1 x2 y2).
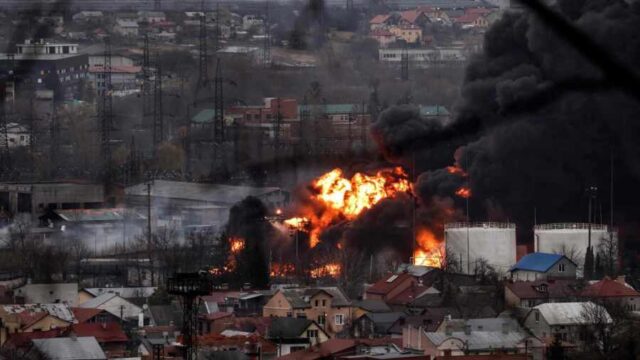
510 253 564 273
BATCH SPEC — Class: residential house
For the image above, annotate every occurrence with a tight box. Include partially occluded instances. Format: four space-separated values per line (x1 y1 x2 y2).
88 64 141 95
13 283 78 306
389 25 422 44
262 287 351 337
266 317 329 356
198 312 235 335
388 308 461 335
78 292 142 322
138 11 167 23
277 338 404 360
71 307 121 324
78 286 157 305
199 333 277 358
523 302 611 345
114 19 139 37
352 299 392 319
148 303 182 327
398 9 431 28
0 304 76 345
352 312 406 338
137 325 182 358
7 122 29 148
404 318 544 359
369 14 393 31
505 279 580 308
370 29 396 48
436 317 523 334
27 336 107 360
509 253 577 281
242 14 264 30
72 11 104 22
365 273 414 302
69 322 128 358
581 276 640 311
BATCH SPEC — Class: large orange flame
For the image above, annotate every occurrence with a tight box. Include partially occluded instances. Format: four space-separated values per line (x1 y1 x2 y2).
230 237 245 254
285 167 412 248
310 263 341 278
270 263 295 277
413 229 444 268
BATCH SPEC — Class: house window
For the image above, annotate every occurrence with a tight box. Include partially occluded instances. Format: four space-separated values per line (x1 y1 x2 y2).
307 330 318 338
527 300 536 307
558 263 565 272
535 311 540 322
314 300 319 307
321 299 326 307
317 315 326 325
335 314 344 326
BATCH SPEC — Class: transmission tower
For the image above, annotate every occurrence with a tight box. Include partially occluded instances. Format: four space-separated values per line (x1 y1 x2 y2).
198 1 209 87
167 273 210 360
401 45 409 81
101 37 114 183
211 58 225 177
263 0 271 67
152 55 163 153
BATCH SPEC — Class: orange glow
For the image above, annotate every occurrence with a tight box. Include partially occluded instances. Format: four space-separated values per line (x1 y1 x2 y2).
413 229 444 268
286 167 412 248
230 237 245 254
276 208 282 215
455 187 472 199
310 263 341 278
284 217 309 231
447 165 467 177
270 263 295 277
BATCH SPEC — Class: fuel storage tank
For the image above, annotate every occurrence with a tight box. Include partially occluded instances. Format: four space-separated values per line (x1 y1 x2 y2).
534 223 618 267
445 222 517 275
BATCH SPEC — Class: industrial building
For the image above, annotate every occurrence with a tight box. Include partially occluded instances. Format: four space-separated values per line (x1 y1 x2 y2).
124 180 289 233
445 222 517 275
0 182 105 220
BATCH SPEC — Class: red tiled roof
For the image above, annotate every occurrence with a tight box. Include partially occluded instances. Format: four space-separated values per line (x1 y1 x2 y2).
400 10 424 24
18 311 49 328
582 277 640 298
198 334 277 353
453 12 483 24
465 7 494 14
201 311 233 321
71 307 104 323
387 284 429 305
366 272 413 296
370 14 391 24
71 322 128 343
505 279 579 300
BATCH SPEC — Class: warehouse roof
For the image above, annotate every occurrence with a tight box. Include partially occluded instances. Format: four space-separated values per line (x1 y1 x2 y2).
125 180 286 205
32 336 107 360
510 252 573 273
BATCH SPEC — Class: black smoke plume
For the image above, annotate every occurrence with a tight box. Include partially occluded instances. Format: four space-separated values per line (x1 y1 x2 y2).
373 0 640 245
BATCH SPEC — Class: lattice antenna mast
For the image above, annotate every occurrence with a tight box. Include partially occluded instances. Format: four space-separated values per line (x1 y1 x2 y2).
152 54 164 153
198 0 209 87
263 0 271 67
101 37 114 183
142 34 153 119
211 58 225 177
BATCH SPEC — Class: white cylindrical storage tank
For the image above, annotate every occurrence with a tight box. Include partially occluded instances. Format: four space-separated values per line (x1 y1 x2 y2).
445 222 517 275
534 223 618 269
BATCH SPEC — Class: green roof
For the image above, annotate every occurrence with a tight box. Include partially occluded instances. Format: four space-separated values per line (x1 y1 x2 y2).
298 103 368 115
192 109 217 124
419 105 450 116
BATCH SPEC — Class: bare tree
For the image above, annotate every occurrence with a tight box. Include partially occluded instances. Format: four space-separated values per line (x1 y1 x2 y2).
597 233 618 276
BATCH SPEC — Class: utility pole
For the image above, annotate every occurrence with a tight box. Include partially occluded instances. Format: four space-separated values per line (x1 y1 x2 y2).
263 0 271 67
152 54 163 153
101 37 114 187
401 45 409 81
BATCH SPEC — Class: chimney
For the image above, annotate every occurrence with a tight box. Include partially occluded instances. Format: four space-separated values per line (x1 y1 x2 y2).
464 324 471 335
616 275 626 284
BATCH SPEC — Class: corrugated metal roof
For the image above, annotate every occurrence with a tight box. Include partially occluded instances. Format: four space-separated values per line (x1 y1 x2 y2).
510 252 563 273
425 330 527 350
32 336 107 360
533 302 612 325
